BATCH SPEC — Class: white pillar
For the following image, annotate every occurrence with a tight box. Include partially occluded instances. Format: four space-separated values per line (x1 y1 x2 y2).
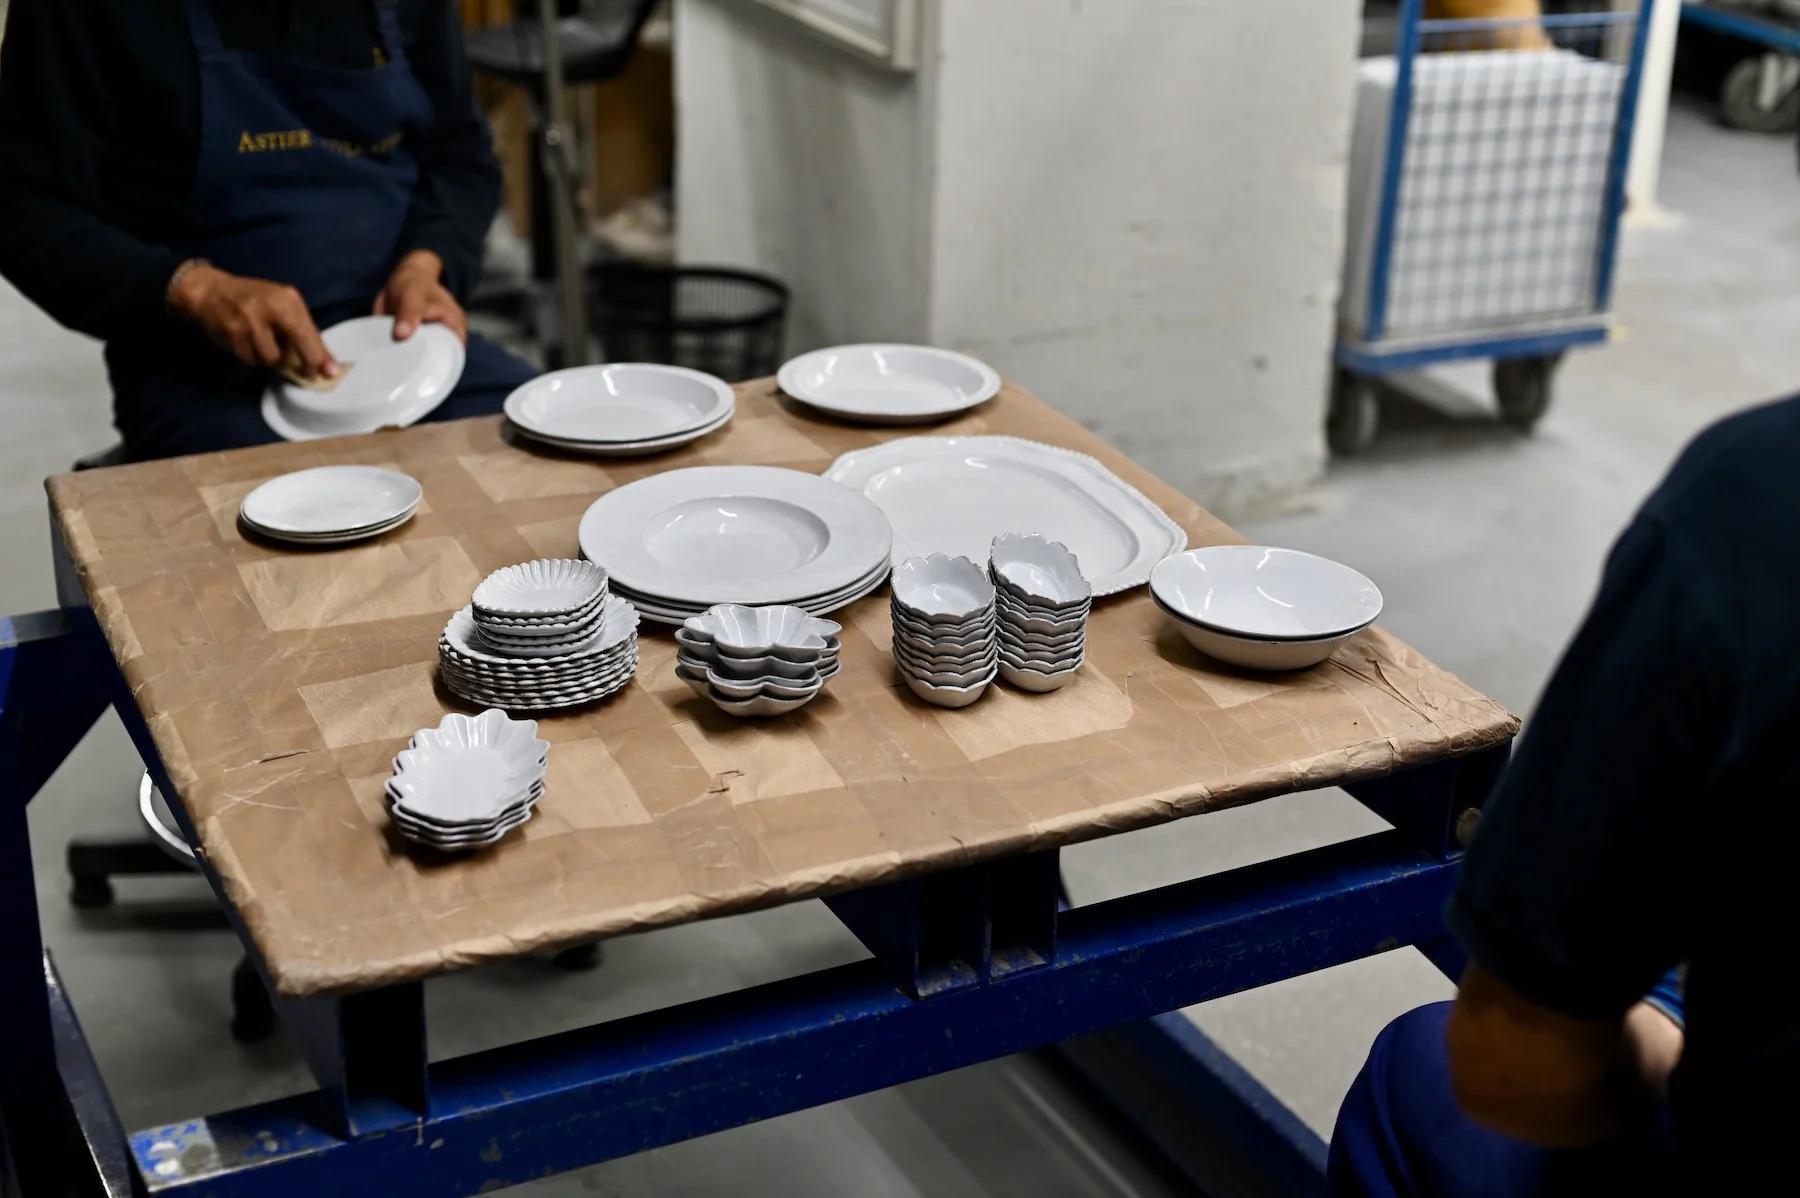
1626 0 1682 225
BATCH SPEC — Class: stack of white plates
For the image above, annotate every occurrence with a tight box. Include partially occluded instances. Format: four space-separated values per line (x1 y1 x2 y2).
889 555 999 708
674 605 842 718
578 466 892 624
439 559 639 709
503 364 735 457
1150 546 1383 671
238 465 422 545
989 533 1091 693
262 316 464 441
386 710 548 852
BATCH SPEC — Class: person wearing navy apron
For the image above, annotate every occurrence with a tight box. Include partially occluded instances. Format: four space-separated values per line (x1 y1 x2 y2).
0 0 535 460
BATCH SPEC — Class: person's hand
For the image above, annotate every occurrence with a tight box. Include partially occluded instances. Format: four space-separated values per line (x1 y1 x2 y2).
374 250 468 342
169 262 339 378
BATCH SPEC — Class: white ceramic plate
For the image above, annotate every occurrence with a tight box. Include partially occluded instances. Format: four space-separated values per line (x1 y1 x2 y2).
389 710 547 824
1150 546 1382 640
579 466 892 609
239 466 422 537
261 317 464 441
826 436 1186 596
504 363 733 443
511 407 733 458
778 344 1000 424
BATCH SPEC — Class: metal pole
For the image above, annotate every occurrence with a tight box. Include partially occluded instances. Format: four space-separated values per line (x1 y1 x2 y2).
537 1 590 366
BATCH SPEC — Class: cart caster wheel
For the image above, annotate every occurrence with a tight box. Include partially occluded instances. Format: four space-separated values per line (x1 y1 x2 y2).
69 874 114 908
230 957 276 1043
1326 367 1379 455
552 942 602 972
1721 56 1800 134
1493 353 1562 430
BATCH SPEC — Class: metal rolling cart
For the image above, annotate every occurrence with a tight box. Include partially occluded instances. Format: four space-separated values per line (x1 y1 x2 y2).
1679 1 1800 131
1329 0 1656 453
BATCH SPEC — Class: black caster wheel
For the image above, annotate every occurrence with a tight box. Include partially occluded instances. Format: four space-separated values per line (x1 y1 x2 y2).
230 957 277 1043
1326 366 1378 456
552 942 602 972
1721 56 1800 134
69 874 114 908
1493 353 1562 430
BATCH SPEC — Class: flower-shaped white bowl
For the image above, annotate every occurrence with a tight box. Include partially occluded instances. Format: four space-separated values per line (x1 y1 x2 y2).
890 554 996 624
988 533 1090 607
893 630 1000 670
890 602 996 640
389 710 549 823
994 594 1087 636
998 657 1080 693
683 604 842 657
473 559 609 618
1149 546 1381 641
902 667 997 709
997 621 1085 651
991 586 1093 620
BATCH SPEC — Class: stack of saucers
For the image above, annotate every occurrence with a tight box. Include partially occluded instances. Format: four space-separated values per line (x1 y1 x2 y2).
989 533 1091 693
674 604 841 717
439 559 639 710
386 710 548 852
889 554 999 708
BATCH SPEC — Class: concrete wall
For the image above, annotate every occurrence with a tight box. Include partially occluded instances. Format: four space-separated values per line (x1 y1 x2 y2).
676 0 1360 516
675 0 937 348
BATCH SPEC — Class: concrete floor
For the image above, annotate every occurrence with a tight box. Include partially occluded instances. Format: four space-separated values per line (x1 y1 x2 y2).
5 100 1797 1194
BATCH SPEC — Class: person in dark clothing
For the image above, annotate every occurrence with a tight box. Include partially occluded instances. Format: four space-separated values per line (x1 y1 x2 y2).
1328 396 1800 1195
0 0 535 459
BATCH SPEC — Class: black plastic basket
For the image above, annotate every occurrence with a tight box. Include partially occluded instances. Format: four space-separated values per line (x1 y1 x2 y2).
591 265 790 382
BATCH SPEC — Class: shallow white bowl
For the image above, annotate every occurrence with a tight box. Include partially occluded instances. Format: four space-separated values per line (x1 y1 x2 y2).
890 554 995 624
1150 546 1382 640
683 604 842 656
989 533 1090 607
994 595 1087 636
1158 600 1361 671
262 317 463 440
474 559 608 618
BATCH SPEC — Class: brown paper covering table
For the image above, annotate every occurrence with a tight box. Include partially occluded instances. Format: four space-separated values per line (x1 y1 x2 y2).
46 379 1517 1000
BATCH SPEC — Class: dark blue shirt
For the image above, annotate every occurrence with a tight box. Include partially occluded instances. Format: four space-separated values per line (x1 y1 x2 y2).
1447 395 1800 1165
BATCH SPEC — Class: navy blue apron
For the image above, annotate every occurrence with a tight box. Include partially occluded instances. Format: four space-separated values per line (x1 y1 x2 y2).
108 0 533 459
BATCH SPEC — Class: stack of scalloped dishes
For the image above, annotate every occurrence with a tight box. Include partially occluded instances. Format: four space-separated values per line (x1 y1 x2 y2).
889 554 1000 708
387 710 548 852
674 604 842 717
439 559 639 710
988 533 1091 692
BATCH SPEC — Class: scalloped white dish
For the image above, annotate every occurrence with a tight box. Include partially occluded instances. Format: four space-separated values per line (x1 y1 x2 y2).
825 436 1186 596
682 604 842 656
444 597 637 667
1150 546 1382 640
474 559 608 618
890 554 995 624
989 533 1090 607
388 710 548 824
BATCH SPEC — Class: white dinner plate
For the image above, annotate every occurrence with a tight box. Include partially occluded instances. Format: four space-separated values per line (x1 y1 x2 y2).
577 466 892 609
510 407 733 458
824 436 1186 596
778 344 1000 424
239 466 422 537
504 364 733 443
261 316 464 441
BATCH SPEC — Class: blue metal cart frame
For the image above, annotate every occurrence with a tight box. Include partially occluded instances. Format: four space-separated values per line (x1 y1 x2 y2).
2 522 1511 1195
1330 0 1657 452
